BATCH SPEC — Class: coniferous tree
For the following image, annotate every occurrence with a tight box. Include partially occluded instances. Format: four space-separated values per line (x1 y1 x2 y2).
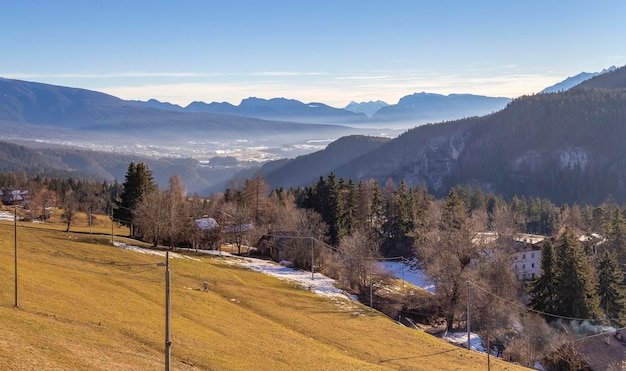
596 249 626 326
342 178 358 235
607 208 626 266
115 162 156 236
355 180 372 230
387 179 415 255
370 180 385 232
324 173 344 245
529 239 558 317
242 172 270 225
553 229 600 319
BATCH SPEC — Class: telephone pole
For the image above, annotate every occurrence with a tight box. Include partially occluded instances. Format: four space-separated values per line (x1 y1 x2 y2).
14 204 18 308
310 237 314 280
466 281 470 350
165 252 171 371
111 207 114 245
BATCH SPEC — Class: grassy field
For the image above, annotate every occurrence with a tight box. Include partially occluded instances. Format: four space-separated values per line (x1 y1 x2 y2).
0 213 528 370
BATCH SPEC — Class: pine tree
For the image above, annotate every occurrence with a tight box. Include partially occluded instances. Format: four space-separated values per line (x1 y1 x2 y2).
607 209 626 266
529 239 558 316
389 179 415 255
325 173 344 245
342 179 358 235
597 249 626 326
441 188 470 240
553 229 600 319
370 180 385 232
115 162 156 236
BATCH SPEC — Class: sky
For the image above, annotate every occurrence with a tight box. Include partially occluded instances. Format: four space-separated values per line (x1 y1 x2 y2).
3 1 626 108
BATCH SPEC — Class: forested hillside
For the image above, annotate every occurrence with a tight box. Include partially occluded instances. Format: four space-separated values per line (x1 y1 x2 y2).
261 135 390 189
0 141 242 194
265 65 626 205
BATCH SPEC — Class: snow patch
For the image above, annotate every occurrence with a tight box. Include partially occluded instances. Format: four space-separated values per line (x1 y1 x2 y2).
380 260 435 293
232 257 358 302
557 147 589 170
112 241 200 261
0 210 16 221
443 332 485 352
110 243 358 309
513 150 541 171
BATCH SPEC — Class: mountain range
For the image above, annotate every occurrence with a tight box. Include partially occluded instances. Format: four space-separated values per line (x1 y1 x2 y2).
344 100 389 117
259 65 626 205
131 93 512 127
0 65 623 203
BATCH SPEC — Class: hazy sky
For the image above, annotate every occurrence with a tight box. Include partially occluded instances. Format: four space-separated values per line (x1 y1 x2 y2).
3 0 625 107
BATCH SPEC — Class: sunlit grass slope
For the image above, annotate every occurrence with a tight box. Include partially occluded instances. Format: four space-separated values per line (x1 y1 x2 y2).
0 218 527 370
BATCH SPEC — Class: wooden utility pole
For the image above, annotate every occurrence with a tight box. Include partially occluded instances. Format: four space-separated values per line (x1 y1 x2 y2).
466 281 470 350
310 237 314 280
89 208 93 243
111 207 114 245
165 252 171 371
14 204 18 308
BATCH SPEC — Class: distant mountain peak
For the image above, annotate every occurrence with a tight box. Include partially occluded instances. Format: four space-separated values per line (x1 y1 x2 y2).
540 66 617 93
129 98 185 111
344 100 389 117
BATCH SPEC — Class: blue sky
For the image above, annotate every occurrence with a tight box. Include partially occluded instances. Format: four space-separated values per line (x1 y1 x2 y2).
3 1 625 107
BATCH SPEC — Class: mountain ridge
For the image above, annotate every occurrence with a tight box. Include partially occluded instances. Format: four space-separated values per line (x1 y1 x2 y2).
131 92 513 127
261 65 626 205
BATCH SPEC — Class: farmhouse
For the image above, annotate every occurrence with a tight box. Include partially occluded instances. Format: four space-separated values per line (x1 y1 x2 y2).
1 189 29 206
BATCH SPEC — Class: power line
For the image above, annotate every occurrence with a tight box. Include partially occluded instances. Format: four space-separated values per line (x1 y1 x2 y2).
0 225 163 282
467 280 618 324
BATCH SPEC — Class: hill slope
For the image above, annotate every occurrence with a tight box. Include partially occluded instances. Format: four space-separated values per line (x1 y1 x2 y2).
0 218 521 370
0 141 243 194
262 135 391 189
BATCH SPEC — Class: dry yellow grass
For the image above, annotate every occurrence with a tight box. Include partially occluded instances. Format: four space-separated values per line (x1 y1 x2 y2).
0 216 529 370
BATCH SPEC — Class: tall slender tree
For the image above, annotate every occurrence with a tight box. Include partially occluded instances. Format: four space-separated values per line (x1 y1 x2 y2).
115 162 156 236
553 229 600 319
529 239 558 317
164 174 188 249
596 249 626 326
415 189 485 331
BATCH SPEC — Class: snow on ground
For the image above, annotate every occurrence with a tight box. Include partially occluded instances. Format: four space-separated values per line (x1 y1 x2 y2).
234 257 359 302
380 260 435 293
0 210 15 221
112 243 359 309
112 241 200 261
442 332 486 352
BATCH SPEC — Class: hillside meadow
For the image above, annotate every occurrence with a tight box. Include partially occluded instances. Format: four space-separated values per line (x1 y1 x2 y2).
0 211 526 370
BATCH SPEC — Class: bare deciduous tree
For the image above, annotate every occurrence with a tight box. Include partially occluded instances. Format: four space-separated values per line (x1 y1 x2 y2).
133 189 168 247
30 188 57 221
271 207 328 269
336 228 383 294
164 174 189 249
414 190 490 331
61 190 78 232
218 201 253 255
